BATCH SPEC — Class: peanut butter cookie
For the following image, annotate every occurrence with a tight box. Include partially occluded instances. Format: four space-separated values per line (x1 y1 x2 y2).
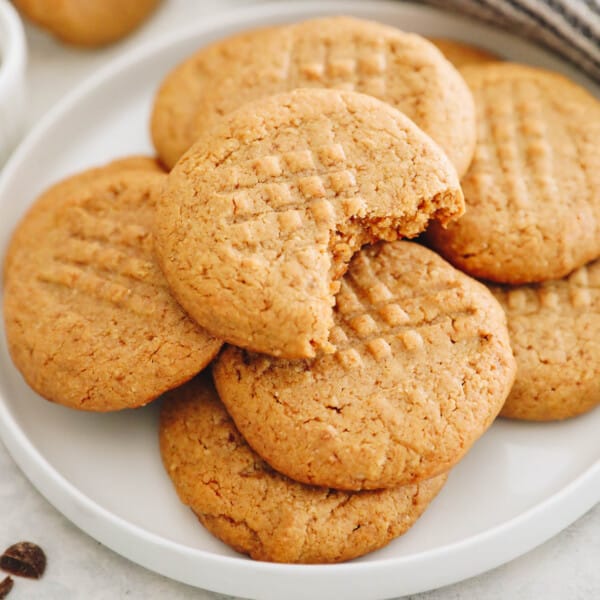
490 260 600 420
427 63 600 284
160 375 447 564
13 0 161 47
151 26 275 170
213 241 516 490
3 165 221 411
151 16 476 175
154 88 464 359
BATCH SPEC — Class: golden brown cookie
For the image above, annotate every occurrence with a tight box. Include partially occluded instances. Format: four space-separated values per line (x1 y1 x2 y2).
429 38 500 67
2 156 164 276
427 63 600 284
13 0 160 47
490 261 600 421
160 375 447 564
151 16 476 175
151 26 275 170
213 241 516 490
154 88 464 359
3 166 222 411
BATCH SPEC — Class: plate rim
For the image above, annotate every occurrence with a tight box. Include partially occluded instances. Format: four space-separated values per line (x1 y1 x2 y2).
0 1 599 598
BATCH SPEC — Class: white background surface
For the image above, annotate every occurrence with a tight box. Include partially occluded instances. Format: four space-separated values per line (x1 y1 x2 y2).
0 1 598 598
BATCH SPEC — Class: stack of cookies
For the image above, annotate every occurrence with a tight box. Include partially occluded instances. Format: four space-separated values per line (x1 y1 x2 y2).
3 16 599 564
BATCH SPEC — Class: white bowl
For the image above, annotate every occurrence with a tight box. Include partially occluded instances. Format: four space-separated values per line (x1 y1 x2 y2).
0 0 26 165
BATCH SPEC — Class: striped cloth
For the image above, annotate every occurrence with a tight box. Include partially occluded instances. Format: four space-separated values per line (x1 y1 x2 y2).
419 0 600 81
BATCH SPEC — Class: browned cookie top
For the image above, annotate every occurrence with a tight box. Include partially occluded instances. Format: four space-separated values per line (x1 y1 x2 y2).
3 163 222 411
427 63 600 284
151 16 476 175
213 241 516 490
490 260 600 421
160 375 447 564
154 88 464 359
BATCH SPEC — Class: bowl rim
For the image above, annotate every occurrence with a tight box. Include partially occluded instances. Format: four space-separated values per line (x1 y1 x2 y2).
0 0 26 93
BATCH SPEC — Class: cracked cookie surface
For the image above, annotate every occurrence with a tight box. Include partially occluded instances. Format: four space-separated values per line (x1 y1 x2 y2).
154 88 464 359
3 162 222 411
427 63 600 284
213 241 516 490
159 375 447 564
490 260 600 420
151 16 476 175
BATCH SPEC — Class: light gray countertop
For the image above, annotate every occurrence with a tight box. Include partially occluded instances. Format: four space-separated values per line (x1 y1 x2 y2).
1 1 598 598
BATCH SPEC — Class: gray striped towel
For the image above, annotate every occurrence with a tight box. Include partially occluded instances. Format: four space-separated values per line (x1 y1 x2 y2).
419 0 600 81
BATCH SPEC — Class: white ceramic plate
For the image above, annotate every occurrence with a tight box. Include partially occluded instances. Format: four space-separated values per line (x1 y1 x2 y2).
0 2 598 599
